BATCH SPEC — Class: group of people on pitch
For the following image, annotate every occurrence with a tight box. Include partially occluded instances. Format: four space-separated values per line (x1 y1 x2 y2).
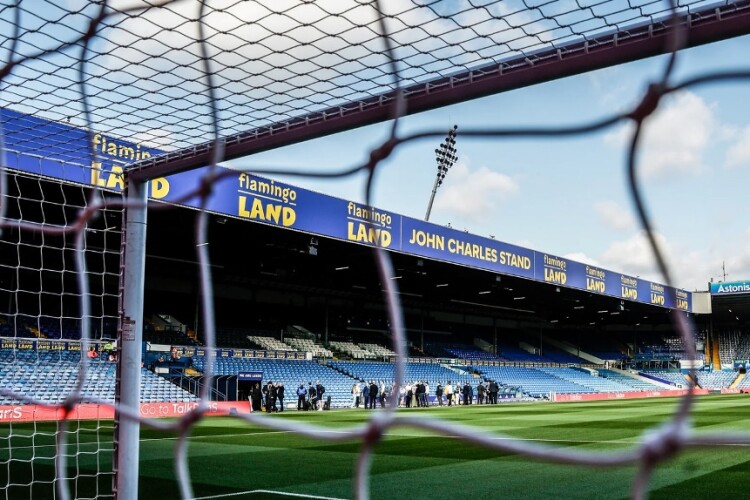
296 381 328 411
349 380 503 408
249 381 286 412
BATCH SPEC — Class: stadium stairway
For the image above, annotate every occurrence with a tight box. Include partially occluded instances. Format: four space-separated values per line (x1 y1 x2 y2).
712 336 721 368
730 372 746 389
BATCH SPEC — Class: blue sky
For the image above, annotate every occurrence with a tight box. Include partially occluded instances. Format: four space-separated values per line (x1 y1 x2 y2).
228 33 750 292
4 0 746 293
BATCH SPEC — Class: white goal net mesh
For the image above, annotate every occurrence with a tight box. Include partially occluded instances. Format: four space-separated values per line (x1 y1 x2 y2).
0 1 749 499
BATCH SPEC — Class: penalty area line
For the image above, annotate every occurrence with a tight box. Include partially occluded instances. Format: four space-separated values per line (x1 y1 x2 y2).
192 489 348 500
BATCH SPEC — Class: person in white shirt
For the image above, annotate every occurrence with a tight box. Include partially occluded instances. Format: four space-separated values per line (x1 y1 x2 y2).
351 383 361 408
445 382 454 406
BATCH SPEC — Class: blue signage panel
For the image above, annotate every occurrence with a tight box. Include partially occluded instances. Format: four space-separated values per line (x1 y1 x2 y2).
710 281 750 296
401 216 535 279
162 167 402 251
1 108 693 312
238 371 264 381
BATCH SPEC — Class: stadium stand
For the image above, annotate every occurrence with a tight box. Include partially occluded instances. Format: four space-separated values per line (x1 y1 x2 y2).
718 329 750 365
329 361 475 390
597 369 664 391
191 357 356 408
644 371 691 387
284 337 333 358
424 342 502 361
695 371 738 389
0 348 197 404
249 336 297 352
471 365 593 398
328 341 377 360
537 367 638 393
357 343 395 358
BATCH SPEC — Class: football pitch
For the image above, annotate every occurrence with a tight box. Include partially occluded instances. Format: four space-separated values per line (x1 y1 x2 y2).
4 394 750 499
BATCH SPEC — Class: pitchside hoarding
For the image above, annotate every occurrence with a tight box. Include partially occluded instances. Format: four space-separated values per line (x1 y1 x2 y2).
0 108 692 312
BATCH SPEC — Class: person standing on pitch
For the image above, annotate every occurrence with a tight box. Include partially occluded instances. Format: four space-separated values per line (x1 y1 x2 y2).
368 380 378 409
445 381 453 406
315 380 325 411
297 384 307 410
351 382 361 408
277 382 285 412
251 383 262 412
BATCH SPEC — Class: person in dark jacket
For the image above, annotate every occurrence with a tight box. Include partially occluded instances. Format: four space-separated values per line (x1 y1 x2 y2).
297 384 307 410
277 383 285 412
268 382 278 412
262 382 269 410
251 383 262 412
477 382 486 404
368 381 378 409
315 381 325 411
488 380 499 404
308 382 317 410
435 383 444 406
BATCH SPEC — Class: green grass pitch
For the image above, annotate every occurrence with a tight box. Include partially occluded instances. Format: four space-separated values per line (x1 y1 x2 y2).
3 394 750 499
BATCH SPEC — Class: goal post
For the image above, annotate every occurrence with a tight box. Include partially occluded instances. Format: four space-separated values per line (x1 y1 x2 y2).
114 177 148 500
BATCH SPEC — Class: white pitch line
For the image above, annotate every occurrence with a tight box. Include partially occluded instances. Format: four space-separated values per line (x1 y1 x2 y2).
192 489 348 500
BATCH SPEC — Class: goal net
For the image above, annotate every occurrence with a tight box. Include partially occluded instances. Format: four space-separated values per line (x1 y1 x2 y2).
0 168 122 498
0 1 749 499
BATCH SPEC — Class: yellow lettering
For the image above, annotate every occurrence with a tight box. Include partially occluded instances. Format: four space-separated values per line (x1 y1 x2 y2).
105 165 125 190
237 197 296 227
347 222 391 247
586 278 606 293
90 162 106 187
239 196 250 217
650 293 665 305
545 268 567 285
150 178 169 199
249 198 265 219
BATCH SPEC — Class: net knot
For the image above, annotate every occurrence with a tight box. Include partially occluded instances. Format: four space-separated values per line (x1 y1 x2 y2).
368 138 397 171
630 83 665 123
364 420 385 444
640 420 687 465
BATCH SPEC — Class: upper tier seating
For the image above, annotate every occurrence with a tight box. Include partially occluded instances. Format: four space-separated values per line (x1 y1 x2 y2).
249 336 297 352
328 341 377 359
284 337 333 358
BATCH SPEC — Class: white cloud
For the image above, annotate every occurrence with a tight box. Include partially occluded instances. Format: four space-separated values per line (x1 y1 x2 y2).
563 252 601 267
593 200 635 231
725 125 750 169
599 230 673 283
433 161 519 223
596 228 750 291
604 92 717 178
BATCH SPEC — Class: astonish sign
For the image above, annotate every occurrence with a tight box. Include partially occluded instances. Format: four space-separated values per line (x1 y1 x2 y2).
710 280 750 296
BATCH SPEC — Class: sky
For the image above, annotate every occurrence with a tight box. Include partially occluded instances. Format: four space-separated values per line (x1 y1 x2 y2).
3 0 748 294
227 33 750 293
